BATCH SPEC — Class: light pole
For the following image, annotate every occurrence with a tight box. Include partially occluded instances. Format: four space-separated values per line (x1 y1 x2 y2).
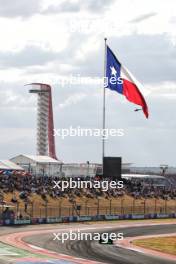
87 161 90 177
160 164 168 176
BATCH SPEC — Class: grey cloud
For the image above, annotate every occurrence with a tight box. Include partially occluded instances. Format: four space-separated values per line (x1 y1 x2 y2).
0 0 41 18
22 33 88 73
109 34 176 84
7 33 175 86
0 31 88 69
68 33 176 84
0 45 61 68
20 33 176 86
0 0 115 18
43 1 80 14
81 0 115 13
130 12 157 23
43 0 115 14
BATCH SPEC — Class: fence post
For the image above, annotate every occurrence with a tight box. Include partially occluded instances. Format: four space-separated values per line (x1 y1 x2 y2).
45 201 48 219
121 197 124 215
109 199 112 215
16 202 19 219
72 204 74 216
85 200 88 215
165 199 167 214
133 198 135 214
59 199 62 217
31 202 34 218
97 198 100 216
154 198 157 213
144 199 146 214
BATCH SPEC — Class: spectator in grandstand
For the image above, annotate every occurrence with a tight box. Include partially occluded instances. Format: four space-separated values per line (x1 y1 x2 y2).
0 173 175 204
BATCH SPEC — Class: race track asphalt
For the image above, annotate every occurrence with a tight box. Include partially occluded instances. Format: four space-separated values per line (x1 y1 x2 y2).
23 224 176 264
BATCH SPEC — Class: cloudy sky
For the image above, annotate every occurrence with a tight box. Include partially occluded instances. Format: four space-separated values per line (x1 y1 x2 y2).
0 0 176 166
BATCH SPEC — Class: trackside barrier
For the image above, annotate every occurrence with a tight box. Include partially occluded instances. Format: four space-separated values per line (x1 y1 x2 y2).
14 219 31 225
156 213 171 218
77 216 92 221
38 218 46 224
105 215 120 220
3 219 12 225
46 217 62 223
69 216 78 222
131 214 145 220
0 213 176 226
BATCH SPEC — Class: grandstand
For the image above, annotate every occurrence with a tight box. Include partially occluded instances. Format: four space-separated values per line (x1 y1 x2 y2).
129 166 176 175
0 168 175 220
122 174 171 187
0 155 175 221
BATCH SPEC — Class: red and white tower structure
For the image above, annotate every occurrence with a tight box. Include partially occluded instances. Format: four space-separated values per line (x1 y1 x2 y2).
28 83 57 160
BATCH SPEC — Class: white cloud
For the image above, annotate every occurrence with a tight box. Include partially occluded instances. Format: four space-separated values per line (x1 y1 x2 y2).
59 93 87 108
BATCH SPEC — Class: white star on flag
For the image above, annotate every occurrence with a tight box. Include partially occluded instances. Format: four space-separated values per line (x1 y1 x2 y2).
110 66 117 77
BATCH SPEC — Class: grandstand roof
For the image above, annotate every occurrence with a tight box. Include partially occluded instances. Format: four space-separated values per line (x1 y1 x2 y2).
122 174 165 179
26 155 62 164
0 160 24 170
11 155 62 164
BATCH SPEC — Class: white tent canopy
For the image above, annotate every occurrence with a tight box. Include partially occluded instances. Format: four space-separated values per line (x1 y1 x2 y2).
0 160 24 171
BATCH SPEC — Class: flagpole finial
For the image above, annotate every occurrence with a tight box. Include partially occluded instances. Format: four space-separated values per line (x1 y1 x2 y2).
104 37 107 42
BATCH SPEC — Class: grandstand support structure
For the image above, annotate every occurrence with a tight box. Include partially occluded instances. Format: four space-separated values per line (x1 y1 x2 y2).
28 83 57 160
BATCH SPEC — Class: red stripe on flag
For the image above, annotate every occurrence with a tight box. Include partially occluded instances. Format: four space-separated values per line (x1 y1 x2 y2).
123 79 149 118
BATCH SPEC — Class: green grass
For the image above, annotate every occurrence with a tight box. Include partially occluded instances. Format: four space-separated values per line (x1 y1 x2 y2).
134 236 176 255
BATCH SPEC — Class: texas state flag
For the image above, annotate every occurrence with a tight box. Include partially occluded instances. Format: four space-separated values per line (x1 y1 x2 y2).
105 45 149 118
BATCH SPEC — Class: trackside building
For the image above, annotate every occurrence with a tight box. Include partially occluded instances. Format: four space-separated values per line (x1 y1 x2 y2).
11 154 62 177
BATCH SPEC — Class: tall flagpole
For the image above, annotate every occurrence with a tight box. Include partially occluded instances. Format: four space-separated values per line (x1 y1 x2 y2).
102 38 107 175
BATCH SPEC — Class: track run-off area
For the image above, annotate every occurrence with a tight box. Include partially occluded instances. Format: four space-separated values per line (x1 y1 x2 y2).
0 219 176 264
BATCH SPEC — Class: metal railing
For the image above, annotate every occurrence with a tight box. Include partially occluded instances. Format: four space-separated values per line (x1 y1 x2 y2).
3 198 175 220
